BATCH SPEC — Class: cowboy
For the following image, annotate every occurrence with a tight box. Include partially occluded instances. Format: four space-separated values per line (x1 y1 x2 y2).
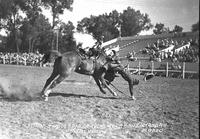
106 50 122 77
109 50 120 64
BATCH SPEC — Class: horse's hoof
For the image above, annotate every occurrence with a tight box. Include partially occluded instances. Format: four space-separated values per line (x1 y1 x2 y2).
100 89 106 94
41 94 48 101
101 91 106 94
112 92 117 96
43 96 48 101
131 96 136 100
44 98 48 101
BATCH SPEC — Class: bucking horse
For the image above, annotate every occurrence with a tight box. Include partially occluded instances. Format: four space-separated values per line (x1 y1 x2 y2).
40 49 145 101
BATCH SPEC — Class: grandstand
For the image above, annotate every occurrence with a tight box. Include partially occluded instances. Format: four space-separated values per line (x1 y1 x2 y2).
101 31 199 79
102 31 199 59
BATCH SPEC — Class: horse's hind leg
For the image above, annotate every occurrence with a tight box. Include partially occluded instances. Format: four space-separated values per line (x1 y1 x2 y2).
44 74 68 101
41 71 58 97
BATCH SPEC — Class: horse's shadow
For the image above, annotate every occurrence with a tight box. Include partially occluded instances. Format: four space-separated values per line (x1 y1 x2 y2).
0 94 42 102
0 92 132 102
49 92 131 100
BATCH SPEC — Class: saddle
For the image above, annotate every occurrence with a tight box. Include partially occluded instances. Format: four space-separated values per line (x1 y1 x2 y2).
76 59 95 75
76 47 123 77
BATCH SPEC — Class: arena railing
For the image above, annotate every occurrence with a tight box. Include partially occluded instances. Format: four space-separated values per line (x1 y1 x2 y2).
121 60 199 79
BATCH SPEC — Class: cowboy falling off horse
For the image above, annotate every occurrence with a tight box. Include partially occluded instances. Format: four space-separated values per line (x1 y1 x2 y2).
40 44 154 101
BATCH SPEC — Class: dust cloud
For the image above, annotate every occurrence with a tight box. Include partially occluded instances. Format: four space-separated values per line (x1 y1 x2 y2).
0 77 40 101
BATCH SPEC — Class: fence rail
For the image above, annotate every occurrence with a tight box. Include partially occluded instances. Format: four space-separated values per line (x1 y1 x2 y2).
1 54 199 79
123 60 199 79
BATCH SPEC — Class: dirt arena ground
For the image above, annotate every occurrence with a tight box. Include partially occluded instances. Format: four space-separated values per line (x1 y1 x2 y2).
0 64 199 139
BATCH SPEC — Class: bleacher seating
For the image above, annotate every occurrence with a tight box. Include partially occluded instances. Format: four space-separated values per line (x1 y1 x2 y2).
102 31 199 63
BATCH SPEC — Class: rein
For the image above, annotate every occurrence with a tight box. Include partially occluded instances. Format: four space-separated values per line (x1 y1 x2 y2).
105 79 130 97
75 50 87 60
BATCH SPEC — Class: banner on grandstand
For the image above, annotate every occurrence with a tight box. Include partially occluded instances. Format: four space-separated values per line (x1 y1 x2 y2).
174 43 190 53
159 44 175 53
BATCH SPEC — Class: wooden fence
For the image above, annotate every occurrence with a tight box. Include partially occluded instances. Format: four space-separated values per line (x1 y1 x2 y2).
121 60 199 79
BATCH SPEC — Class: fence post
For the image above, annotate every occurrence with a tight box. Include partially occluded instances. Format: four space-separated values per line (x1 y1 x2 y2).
3 57 5 64
182 62 185 79
40 61 42 67
151 61 154 73
138 61 141 75
10 56 12 64
24 57 27 66
16 55 19 65
166 62 168 77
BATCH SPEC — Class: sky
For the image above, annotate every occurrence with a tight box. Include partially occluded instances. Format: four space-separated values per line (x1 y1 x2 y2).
47 0 198 47
54 0 199 31
1 0 199 48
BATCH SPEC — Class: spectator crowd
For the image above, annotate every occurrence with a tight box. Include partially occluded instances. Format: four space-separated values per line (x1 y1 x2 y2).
0 52 44 66
141 37 199 63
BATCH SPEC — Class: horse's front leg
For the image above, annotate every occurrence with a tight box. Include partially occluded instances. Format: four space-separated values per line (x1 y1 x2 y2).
99 72 117 97
93 76 107 94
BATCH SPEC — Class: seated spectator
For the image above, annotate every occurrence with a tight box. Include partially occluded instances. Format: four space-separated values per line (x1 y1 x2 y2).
126 52 133 59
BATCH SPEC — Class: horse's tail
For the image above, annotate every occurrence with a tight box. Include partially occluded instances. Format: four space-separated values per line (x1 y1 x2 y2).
41 50 62 64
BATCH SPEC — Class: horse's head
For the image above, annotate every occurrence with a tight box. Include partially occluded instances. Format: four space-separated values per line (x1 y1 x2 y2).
41 50 61 64
87 48 98 58
41 53 50 64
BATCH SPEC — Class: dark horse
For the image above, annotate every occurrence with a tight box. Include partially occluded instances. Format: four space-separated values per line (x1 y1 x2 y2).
41 49 139 101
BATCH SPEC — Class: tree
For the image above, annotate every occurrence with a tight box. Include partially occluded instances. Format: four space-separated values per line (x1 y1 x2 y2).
19 0 47 52
172 25 183 33
153 23 170 35
59 21 76 52
0 0 27 52
191 21 199 32
23 0 42 24
20 14 52 52
0 0 76 53
41 0 73 29
120 7 152 37
77 7 152 43
77 12 120 43
41 0 74 50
